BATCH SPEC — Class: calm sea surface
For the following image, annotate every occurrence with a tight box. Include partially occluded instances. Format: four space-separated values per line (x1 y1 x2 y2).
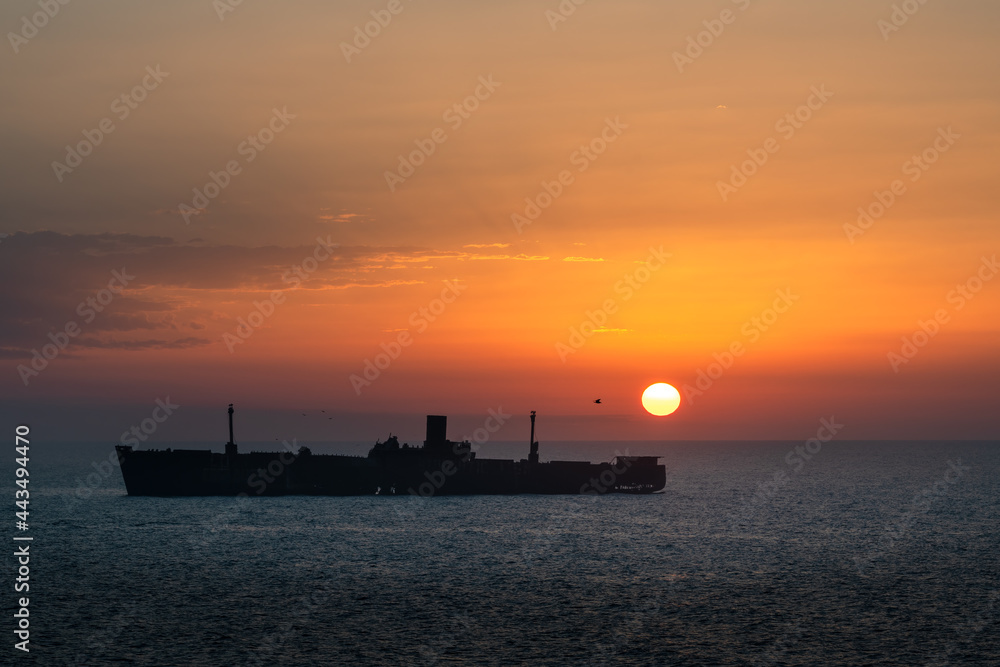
2 440 998 666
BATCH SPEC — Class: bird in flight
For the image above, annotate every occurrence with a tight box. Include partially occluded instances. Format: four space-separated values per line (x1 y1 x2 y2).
594 399 602 404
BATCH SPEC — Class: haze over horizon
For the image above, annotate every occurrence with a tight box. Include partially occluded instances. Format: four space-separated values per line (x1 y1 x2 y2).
3 0 998 442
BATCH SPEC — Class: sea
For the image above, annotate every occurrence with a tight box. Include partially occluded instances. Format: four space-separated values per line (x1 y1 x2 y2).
2 439 998 666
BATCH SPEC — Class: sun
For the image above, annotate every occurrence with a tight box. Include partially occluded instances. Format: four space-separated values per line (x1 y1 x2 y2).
641 383 681 417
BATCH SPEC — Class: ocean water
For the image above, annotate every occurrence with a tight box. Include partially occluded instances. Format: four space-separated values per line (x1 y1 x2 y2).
3 440 998 666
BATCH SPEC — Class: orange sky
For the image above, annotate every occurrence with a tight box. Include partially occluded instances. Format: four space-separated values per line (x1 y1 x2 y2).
2 0 998 440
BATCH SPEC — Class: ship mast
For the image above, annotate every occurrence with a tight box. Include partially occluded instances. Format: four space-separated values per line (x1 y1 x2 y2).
528 411 539 464
225 403 238 460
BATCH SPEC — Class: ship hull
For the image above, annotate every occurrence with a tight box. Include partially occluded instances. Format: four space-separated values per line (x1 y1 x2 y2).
115 446 666 497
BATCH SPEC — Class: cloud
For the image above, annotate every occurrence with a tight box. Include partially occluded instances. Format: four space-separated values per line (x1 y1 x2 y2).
563 256 605 262
319 212 366 222
467 253 549 261
0 232 520 360
75 336 212 350
367 250 549 264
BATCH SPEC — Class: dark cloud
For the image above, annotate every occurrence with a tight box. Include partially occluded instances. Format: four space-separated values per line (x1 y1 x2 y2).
75 336 211 350
0 231 461 358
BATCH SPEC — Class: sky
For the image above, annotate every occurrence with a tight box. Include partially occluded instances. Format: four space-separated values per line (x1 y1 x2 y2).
1 0 998 443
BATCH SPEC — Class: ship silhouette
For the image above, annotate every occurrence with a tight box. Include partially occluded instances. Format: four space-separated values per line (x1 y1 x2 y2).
115 405 666 496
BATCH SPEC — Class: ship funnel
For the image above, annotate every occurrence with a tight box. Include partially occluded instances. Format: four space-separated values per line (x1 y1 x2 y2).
425 415 447 446
528 411 539 464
